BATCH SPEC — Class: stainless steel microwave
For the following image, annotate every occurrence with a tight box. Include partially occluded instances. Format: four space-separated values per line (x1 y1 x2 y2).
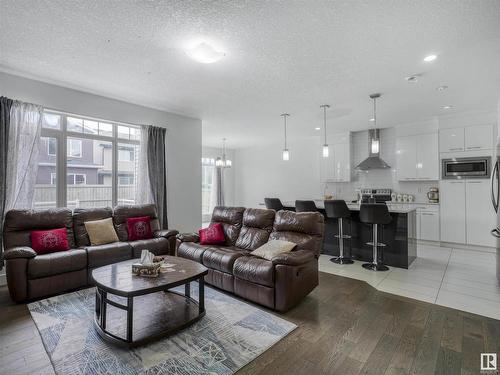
442 156 491 179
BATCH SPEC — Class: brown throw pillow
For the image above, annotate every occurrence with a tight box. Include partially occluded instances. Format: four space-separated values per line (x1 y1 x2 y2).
84 218 119 246
250 240 297 261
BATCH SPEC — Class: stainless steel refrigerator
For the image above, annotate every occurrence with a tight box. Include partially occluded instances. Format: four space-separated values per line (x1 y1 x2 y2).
490 143 500 284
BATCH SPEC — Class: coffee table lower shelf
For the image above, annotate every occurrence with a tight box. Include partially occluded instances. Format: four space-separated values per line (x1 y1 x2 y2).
94 279 205 348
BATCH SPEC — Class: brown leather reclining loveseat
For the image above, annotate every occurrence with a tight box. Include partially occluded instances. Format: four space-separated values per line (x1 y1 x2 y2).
176 206 324 312
3 204 178 302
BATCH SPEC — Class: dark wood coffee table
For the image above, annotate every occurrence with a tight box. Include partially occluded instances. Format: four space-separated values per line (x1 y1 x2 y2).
91 256 208 347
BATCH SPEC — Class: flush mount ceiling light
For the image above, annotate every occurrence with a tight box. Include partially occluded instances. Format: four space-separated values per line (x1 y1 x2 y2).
185 41 225 64
281 113 290 161
436 85 448 91
320 104 330 158
423 54 437 62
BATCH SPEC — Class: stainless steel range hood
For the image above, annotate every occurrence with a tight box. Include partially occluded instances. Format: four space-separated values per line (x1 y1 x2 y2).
355 129 391 171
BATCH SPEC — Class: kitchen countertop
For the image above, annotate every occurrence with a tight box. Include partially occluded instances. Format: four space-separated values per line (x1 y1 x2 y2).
279 201 417 213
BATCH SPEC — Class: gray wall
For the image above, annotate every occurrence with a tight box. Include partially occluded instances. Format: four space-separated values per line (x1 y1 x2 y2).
0 72 202 232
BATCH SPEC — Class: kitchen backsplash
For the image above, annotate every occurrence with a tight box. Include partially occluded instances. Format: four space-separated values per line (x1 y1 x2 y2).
323 128 439 203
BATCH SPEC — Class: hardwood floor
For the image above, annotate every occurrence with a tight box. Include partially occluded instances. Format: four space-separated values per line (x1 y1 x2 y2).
1 272 498 375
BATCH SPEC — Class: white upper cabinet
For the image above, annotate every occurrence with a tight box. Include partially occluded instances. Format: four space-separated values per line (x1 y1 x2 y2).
319 132 351 182
439 127 465 152
396 136 417 180
416 133 439 180
396 133 438 181
465 124 493 151
440 125 493 153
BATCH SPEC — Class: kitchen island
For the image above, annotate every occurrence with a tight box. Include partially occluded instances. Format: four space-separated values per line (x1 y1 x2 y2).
283 201 417 269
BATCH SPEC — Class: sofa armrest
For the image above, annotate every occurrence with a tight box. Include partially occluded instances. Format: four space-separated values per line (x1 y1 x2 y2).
271 250 315 266
3 246 37 260
176 233 200 243
154 229 179 239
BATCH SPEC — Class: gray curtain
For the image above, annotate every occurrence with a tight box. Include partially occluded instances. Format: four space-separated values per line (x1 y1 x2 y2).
0 97 13 270
146 126 168 229
215 167 225 206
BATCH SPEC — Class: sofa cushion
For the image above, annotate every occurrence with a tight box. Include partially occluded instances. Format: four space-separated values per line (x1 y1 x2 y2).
73 207 113 247
113 204 161 241
202 247 247 274
177 242 209 263
85 217 119 246
270 210 324 256
86 242 132 268
210 206 245 246
233 256 274 287
30 228 70 255
235 208 275 250
28 249 87 279
129 237 169 258
4 208 75 249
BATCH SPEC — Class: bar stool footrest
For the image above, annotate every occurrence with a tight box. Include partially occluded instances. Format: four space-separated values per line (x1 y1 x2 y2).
334 234 352 239
366 241 386 247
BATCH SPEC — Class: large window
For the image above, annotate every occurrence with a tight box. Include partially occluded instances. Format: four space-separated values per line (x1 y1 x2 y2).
34 111 141 209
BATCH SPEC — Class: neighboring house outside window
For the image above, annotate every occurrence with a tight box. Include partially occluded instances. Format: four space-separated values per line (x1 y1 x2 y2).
34 111 141 209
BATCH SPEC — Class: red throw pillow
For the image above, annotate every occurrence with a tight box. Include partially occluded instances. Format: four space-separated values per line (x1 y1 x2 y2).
199 223 225 245
30 228 70 255
126 216 153 241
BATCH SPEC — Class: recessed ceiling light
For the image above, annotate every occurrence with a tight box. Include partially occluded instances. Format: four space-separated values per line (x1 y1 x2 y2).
369 118 375 122
406 75 419 83
436 85 448 91
423 54 437 62
185 42 225 64
442 105 453 110
315 127 320 130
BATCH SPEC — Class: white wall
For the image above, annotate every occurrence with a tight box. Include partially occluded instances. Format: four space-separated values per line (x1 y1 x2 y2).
234 137 321 208
0 72 202 232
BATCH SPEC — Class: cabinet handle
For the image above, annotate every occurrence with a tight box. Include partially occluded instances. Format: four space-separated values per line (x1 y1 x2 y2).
449 147 463 151
467 181 483 184
421 213 435 216
466 146 481 150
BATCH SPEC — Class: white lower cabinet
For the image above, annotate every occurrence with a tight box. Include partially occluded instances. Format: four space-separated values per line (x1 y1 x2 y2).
417 206 440 241
440 180 466 244
440 179 496 247
465 180 496 247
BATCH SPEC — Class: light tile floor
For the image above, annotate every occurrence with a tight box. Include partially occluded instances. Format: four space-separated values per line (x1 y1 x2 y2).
319 243 500 320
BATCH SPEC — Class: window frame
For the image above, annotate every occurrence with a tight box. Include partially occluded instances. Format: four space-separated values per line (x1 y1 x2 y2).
47 137 57 156
67 139 82 158
39 110 140 208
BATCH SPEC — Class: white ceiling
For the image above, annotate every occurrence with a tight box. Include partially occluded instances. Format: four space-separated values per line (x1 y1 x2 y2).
1 0 500 148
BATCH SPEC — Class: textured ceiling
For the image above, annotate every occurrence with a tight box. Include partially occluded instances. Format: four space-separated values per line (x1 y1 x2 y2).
1 0 500 148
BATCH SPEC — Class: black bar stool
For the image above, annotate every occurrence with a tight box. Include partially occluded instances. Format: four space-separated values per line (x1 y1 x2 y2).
359 203 392 271
295 200 317 212
264 198 284 211
324 200 353 264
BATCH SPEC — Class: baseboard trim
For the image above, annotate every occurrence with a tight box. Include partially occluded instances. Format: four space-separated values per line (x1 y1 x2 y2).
417 239 496 254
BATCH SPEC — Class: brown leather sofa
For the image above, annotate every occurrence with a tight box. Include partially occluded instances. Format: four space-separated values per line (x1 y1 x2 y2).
176 207 324 312
3 204 178 302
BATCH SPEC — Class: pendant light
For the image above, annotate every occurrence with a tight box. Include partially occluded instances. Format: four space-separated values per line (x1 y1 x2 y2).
320 104 330 157
281 113 290 161
215 138 232 168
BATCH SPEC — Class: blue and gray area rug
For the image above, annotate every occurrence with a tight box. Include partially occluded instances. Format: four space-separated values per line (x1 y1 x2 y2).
28 286 296 374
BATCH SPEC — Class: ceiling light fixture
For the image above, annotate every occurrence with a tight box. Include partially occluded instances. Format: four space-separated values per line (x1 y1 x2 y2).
320 105 330 158
369 118 375 122
215 138 232 168
281 113 290 161
315 127 320 130
186 41 225 64
436 85 448 91
442 105 453 110
406 75 419 83
423 54 437 62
